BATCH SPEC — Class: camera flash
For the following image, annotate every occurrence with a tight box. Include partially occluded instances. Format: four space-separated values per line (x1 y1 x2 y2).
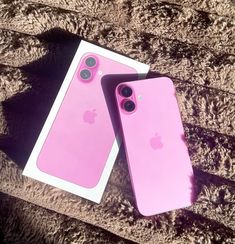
98 70 103 75
138 95 142 100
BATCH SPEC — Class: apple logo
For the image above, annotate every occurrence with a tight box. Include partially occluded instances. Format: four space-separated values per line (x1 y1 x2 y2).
83 109 97 124
150 133 163 150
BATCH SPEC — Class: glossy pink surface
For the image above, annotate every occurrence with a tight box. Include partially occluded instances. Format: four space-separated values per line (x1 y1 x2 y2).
116 77 194 216
37 53 136 188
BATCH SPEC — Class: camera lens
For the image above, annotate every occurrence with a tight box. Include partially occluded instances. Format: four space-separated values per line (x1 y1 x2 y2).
80 69 91 80
123 100 136 112
85 57 96 67
120 86 133 97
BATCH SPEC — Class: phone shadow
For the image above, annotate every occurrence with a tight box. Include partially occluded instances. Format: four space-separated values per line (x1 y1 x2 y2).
0 28 81 168
101 73 141 142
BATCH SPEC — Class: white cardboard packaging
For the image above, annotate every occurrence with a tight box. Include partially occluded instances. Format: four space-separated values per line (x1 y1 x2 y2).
23 40 149 203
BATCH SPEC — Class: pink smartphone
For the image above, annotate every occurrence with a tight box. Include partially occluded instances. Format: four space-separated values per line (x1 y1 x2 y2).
36 53 138 189
115 77 194 216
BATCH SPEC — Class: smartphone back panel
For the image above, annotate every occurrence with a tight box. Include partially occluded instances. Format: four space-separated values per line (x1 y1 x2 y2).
37 53 137 189
116 77 194 216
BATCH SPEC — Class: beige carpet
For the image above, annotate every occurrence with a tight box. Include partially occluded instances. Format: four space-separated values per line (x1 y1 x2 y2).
0 0 234 243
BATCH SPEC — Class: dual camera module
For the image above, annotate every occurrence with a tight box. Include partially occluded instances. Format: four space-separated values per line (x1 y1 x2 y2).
79 57 97 81
119 86 136 113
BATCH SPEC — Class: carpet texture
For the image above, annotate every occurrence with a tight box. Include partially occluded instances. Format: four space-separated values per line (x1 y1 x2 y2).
0 0 234 243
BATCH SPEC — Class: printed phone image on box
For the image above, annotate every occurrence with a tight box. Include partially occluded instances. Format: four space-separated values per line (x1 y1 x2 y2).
23 40 149 203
